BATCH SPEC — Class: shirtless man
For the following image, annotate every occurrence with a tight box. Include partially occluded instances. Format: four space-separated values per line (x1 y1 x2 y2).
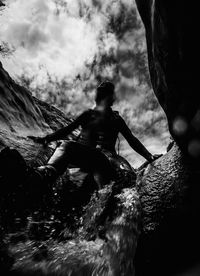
29 81 158 188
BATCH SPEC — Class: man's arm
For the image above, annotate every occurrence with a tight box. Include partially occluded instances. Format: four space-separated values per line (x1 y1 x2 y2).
28 111 88 144
118 117 154 162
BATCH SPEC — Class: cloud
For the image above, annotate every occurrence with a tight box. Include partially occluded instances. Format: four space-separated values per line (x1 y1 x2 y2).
0 0 143 89
0 0 122 86
5 22 49 54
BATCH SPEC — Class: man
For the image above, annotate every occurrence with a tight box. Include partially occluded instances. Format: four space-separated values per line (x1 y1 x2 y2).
29 81 158 188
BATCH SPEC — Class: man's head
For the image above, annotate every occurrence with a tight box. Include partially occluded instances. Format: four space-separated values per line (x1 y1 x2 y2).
95 81 115 106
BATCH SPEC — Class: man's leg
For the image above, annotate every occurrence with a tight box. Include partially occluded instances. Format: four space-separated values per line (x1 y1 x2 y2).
65 144 114 188
47 141 72 175
36 141 74 183
93 171 110 190
92 150 115 189
37 141 114 188
49 142 114 188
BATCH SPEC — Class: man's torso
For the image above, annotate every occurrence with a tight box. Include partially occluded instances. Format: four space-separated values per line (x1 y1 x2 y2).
76 109 121 152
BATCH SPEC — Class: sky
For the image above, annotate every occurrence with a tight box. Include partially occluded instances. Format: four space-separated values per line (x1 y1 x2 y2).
0 0 170 167
0 0 137 87
0 0 152 114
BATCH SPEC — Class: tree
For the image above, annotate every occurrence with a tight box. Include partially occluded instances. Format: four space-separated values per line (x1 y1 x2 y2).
0 1 5 7
0 2 15 57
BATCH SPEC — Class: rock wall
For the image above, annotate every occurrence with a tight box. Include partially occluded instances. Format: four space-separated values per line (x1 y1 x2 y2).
134 1 200 275
0 61 71 165
135 0 200 156
0 62 49 134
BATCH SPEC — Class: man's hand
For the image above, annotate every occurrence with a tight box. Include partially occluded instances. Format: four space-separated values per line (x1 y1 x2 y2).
27 135 49 146
148 154 163 162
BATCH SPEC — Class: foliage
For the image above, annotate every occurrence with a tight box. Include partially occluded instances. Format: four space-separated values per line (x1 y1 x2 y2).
0 0 5 8
0 1 14 57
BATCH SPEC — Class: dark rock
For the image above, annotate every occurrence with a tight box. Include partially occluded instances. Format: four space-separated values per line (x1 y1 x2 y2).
135 1 200 274
135 0 200 158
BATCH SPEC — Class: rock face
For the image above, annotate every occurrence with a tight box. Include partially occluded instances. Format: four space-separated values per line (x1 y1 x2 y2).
0 63 48 134
0 61 71 165
135 143 200 275
135 0 200 156
135 1 200 275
